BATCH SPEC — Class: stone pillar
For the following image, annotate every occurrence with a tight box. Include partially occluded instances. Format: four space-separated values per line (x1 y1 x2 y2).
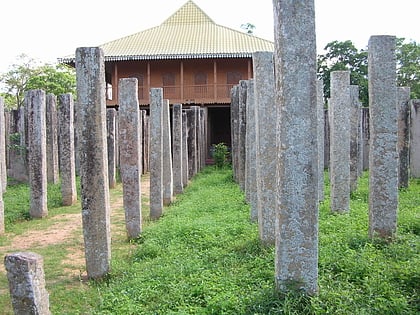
273 0 318 295
350 85 361 192
76 47 111 279
163 100 173 205
329 71 351 213
317 80 325 202
58 93 77 206
253 52 276 243
397 87 411 187
245 79 258 221
118 78 142 239
182 111 189 188
141 110 150 174
26 90 48 218
149 88 164 219
0 99 3 230
237 80 247 191
368 35 398 240
46 94 59 184
5 252 50 315
107 108 117 189
172 104 183 194
0 96 6 192
361 107 370 170
230 86 239 182
410 100 420 178
186 108 197 179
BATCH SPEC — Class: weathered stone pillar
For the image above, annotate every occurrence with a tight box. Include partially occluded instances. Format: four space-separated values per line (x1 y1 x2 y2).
172 104 183 194
317 80 325 202
141 110 150 174
26 90 48 218
107 108 117 189
76 47 111 279
397 87 411 187
245 79 258 221
329 71 351 213
5 252 50 315
182 111 189 187
350 85 361 192
0 96 6 192
163 100 173 205
58 93 77 206
230 86 239 182
149 88 164 219
361 107 370 170
253 52 276 243
0 173 3 234
273 0 318 295
238 80 247 191
46 94 59 184
118 78 142 239
186 108 197 179
368 35 398 240
410 99 420 178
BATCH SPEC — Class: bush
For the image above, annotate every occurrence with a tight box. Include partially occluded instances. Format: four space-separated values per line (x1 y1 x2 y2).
212 142 229 168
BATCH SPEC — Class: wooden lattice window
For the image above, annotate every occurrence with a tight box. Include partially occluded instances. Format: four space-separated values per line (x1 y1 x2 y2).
194 72 208 95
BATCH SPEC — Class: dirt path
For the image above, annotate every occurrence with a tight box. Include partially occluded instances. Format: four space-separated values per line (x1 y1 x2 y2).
0 174 150 281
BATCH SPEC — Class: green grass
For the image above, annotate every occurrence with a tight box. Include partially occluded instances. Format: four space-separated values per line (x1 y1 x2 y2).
0 168 419 314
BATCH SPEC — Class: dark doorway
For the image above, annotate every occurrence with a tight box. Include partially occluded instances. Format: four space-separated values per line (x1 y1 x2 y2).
207 106 231 159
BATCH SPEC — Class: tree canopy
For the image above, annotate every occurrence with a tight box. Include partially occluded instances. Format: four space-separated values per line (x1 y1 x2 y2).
0 54 76 109
317 38 420 106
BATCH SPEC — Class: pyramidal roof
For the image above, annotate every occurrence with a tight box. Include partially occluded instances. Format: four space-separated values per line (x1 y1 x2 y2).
60 0 274 63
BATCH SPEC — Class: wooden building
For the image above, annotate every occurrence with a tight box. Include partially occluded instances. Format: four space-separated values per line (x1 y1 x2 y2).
60 0 273 155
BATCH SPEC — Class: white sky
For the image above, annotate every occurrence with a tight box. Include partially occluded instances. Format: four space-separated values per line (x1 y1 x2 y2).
0 0 419 73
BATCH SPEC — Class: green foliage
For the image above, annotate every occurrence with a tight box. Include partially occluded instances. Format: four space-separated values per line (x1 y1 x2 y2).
397 38 420 99
212 142 230 168
317 40 368 106
317 38 420 106
0 54 76 109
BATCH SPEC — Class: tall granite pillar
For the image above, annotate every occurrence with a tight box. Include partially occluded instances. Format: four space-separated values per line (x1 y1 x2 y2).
361 107 370 170
245 79 258 221
368 35 398 240
0 172 3 234
273 0 318 295
163 100 173 205
76 47 111 279
58 93 77 206
397 87 411 187
253 52 276 243
237 80 247 191
5 252 50 315
182 111 189 187
350 85 361 192
118 78 142 239
410 100 420 178
141 110 150 174
46 94 59 184
149 88 164 219
107 108 117 189
329 71 351 213
26 90 48 218
0 97 6 192
230 86 239 182
316 80 325 202
172 104 183 194
187 108 198 179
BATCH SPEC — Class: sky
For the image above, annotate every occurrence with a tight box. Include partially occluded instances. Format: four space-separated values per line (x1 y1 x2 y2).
0 0 419 74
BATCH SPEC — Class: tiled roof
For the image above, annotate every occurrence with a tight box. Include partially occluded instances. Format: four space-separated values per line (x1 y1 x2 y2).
59 0 274 63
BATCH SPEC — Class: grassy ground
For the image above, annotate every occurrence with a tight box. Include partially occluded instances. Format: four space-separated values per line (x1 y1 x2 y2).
0 167 419 314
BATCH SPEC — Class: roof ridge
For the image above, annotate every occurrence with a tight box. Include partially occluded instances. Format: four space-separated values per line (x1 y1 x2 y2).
162 0 214 25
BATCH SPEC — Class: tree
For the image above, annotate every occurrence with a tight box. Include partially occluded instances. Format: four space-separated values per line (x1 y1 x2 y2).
0 54 41 108
241 23 256 35
0 54 76 109
317 40 368 106
318 38 420 106
396 38 420 99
